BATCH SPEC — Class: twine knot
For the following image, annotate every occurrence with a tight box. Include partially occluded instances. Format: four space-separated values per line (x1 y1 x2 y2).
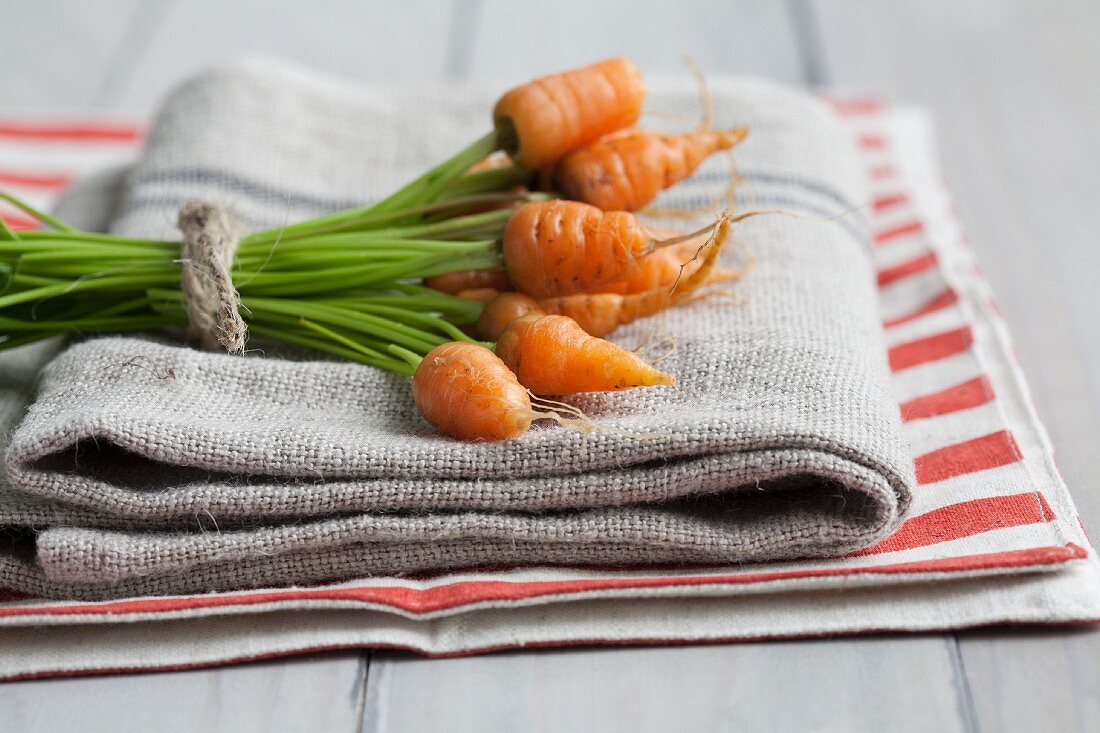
177 202 247 354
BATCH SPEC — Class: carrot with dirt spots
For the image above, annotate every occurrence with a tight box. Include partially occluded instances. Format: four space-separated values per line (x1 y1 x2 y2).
502 199 721 299
591 225 748 295
539 214 735 337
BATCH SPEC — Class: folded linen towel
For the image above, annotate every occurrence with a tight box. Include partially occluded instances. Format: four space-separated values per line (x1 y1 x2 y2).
1 85 1097 679
0 61 912 599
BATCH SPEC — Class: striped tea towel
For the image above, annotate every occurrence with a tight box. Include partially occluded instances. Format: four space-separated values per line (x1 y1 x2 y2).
0 63 914 599
0 64 1097 679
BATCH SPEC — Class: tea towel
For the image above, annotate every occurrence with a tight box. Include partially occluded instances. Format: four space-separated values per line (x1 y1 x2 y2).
0 61 912 599
0 64 1096 679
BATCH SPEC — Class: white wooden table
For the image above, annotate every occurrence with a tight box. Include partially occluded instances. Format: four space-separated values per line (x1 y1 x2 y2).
1 1 1098 730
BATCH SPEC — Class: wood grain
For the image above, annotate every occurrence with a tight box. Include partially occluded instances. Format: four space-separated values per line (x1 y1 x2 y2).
364 639 967 733
0 652 366 733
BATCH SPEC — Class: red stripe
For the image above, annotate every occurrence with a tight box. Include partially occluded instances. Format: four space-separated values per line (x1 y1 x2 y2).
900 376 995 421
874 220 924 245
987 296 1003 320
873 193 908 212
877 251 938 287
1 211 41 231
859 492 1053 555
10 580 1100 683
824 96 883 116
0 120 141 142
889 326 973 372
858 133 887 149
0 169 72 189
915 430 1022 484
0 545 1084 625
883 288 959 328
869 164 896 180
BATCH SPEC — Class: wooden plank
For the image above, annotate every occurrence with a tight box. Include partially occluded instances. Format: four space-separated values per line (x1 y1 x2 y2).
812 1 1100 730
0 0 146 107
105 0 460 110
364 639 967 733
466 0 805 86
954 628 1100 732
0 652 366 733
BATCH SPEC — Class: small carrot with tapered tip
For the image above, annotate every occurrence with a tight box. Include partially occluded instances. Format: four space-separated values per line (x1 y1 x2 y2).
495 314 674 394
554 127 748 212
412 342 536 441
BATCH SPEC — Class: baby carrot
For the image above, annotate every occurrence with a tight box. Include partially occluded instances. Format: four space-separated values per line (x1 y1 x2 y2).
412 340 633 441
477 292 546 341
425 268 513 295
539 214 732 337
495 314 673 394
591 223 739 294
555 127 748 212
503 200 719 299
455 287 500 303
494 57 646 171
412 342 534 441
592 240 745 295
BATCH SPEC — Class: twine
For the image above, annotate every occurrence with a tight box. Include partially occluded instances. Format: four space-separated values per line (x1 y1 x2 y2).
177 202 248 354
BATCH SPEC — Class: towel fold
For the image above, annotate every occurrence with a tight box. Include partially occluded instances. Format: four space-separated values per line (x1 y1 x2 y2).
0 61 912 599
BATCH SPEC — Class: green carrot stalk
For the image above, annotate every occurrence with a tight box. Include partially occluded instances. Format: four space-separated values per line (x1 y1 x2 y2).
0 191 75 232
0 131 530 367
366 131 498 214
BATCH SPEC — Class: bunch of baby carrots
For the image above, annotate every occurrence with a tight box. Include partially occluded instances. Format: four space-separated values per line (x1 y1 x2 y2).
0 57 750 441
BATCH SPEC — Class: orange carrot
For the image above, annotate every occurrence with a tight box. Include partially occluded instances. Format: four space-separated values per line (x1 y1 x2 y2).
495 314 673 394
412 342 533 441
591 223 739 294
555 127 748 211
455 287 501 303
478 292 546 340
592 240 745 295
503 200 717 299
494 57 646 171
539 215 731 337
425 268 513 296
412 341 623 441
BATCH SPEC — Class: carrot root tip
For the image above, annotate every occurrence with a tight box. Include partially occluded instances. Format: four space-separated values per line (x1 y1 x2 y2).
529 395 662 439
631 330 678 366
